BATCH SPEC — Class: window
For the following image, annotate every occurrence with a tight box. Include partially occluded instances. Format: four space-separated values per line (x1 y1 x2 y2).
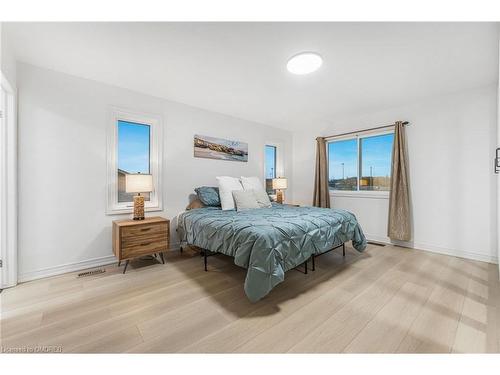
107 108 162 214
359 133 394 191
328 131 394 193
117 120 151 203
265 145 277 194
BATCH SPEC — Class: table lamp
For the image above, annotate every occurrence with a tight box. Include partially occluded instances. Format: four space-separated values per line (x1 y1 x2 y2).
272 177 288 204
125 173 153 220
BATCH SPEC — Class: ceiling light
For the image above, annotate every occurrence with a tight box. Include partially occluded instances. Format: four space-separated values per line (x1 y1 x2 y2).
287 52 323 75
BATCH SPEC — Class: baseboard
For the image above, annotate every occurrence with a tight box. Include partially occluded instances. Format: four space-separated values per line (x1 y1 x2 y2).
17 238 496 284
365 233 498 264
18 243 183 283
18 255 118 283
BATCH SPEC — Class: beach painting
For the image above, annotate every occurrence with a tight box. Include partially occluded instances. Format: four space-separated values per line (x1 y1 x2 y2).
194 134 248 162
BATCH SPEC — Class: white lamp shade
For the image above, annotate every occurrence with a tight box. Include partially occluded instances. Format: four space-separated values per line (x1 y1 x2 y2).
272 177 288 190
125 174 153 193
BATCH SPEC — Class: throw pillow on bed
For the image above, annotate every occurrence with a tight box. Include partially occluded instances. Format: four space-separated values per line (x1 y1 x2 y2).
216 176 244 210
232 190 261 211
240 176 272 208
194 186 221 207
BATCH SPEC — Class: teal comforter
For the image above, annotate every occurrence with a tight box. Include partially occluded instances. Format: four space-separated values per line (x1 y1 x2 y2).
177 204 366 302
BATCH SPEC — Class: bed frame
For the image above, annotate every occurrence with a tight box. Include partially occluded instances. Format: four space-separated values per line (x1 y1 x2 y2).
180 242 346 274
311 242 346 271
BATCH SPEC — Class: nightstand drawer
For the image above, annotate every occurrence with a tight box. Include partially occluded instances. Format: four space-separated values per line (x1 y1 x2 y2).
121 232 168 249
122 223 167 239
121 237 168 259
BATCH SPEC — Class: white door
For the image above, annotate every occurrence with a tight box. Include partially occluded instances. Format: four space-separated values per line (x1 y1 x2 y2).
0 73 17 289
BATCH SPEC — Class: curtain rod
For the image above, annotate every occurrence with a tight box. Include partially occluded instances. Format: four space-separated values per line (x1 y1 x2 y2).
320 121 409 140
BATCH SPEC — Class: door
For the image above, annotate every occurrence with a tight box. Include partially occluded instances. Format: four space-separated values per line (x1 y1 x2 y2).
0 72 17 289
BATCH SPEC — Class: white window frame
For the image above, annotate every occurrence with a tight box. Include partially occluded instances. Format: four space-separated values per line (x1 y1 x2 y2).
264 141 284 179
106 107 163 215
0 72 17 288
327 129 393 199
264 141 284 198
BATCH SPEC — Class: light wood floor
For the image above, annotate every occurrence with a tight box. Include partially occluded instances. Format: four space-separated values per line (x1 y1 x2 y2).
1 244 500 353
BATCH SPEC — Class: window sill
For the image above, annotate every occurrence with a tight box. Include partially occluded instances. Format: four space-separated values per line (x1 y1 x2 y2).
330 191 390 199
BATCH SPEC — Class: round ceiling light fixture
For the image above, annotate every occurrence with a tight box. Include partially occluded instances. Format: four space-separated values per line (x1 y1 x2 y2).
286 52 323 75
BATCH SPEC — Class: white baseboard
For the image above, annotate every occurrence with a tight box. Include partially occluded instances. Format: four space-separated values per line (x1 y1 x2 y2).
16 238 496 284
18 243 183 283
365 233 498 264
18 255 118 283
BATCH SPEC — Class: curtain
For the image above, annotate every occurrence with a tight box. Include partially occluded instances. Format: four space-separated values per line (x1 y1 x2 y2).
388 121 411 241
313 137 331 208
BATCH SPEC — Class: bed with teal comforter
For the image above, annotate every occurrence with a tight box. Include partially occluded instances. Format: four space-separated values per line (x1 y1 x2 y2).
177 204 367 302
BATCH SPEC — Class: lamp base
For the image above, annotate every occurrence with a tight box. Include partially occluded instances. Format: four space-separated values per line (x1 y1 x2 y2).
133 195 145 220
276 190 284 204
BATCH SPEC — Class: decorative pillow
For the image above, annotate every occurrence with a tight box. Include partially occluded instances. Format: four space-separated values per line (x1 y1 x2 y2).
194 186 221 207
186 198 206 210
232 190 260 211
216 176 244 210
240 176 272 208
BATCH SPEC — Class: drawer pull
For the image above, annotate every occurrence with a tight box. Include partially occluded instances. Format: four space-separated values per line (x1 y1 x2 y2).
141 242 152 246
140 227 152 232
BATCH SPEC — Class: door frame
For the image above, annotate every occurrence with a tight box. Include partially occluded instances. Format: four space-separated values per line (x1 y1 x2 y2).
1 71 17 289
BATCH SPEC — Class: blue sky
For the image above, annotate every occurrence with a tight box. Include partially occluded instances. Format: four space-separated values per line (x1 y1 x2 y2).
118 120 150 174
328 133 394 180
265 145 277 179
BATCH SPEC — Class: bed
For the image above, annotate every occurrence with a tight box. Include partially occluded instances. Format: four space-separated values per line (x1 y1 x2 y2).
177 203 367 302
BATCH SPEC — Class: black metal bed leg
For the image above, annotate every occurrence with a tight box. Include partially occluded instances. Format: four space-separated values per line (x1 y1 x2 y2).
312 255 315 271
342 243 346 257
180 246 183 253
305 259 308 274
204 251 208 271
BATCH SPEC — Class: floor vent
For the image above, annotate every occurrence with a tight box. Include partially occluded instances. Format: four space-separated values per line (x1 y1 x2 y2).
367 241 386 247
78 268 106 278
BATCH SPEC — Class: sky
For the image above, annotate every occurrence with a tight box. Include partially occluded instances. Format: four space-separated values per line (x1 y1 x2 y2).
265 145 277 179
328 133 394 180
117 120 150 174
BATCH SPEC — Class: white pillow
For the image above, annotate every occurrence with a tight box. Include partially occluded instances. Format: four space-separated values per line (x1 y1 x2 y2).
232 190 260 211
240 176 272 208
216 176 243 210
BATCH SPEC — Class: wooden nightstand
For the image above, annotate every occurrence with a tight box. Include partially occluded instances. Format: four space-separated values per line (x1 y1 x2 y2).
112 216 170 273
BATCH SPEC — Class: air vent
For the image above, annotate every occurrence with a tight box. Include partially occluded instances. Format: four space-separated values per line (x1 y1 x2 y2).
78 268 106 278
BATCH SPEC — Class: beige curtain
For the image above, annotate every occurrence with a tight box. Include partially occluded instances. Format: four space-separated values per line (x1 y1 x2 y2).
388 121 411 241
313 137 331 208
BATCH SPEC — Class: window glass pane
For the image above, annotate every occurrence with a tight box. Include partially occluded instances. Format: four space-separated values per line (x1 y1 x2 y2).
328 139 358 191
360 133 394 191
265 145 277 194
117 120 151 203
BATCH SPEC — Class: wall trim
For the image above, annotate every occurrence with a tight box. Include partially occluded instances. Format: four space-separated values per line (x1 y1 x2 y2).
365 233 498 265
18 255 118 283
15 234 496 284
17 243 182 284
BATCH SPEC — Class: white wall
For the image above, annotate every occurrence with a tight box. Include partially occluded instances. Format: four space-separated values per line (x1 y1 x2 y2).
293 85 498 263
17 63 293 281
1 23 17 87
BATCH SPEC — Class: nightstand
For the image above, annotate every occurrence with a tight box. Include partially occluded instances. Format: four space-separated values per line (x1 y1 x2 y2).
112 216 170 273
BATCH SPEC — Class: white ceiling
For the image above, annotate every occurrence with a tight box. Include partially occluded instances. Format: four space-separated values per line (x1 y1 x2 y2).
4 22 499 131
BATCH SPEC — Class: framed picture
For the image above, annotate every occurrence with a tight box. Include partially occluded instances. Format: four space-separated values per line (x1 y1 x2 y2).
194 134 248 162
